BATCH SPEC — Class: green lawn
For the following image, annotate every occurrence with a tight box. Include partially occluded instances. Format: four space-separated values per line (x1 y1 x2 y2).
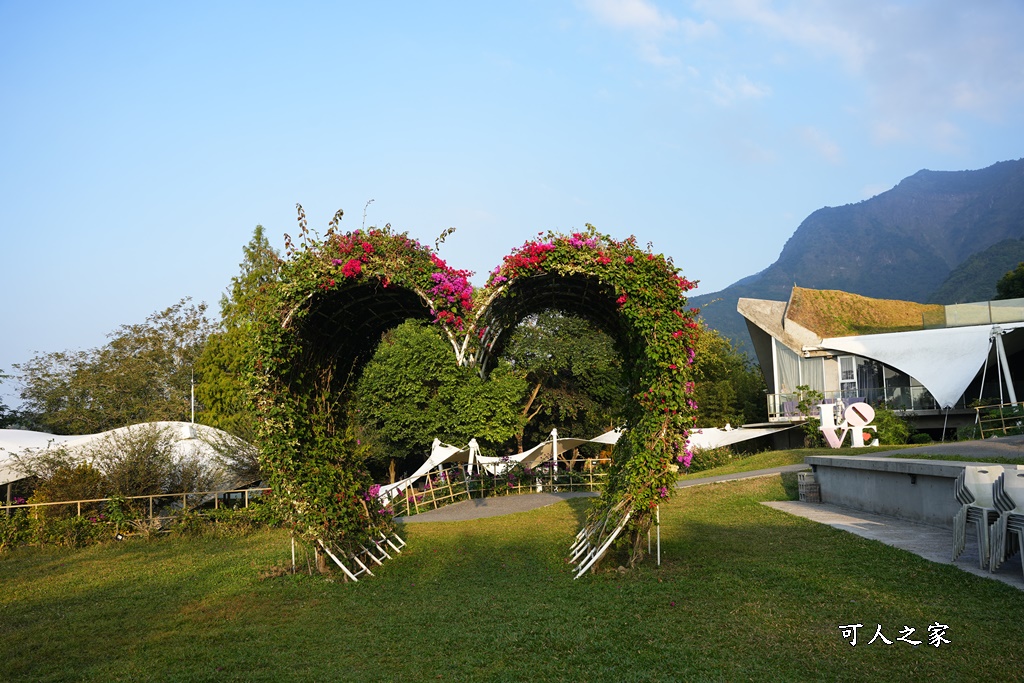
3 476 1023 682
676 444 916 481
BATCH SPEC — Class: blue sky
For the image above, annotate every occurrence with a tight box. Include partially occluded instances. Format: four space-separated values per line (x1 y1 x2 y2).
2 1 1024 406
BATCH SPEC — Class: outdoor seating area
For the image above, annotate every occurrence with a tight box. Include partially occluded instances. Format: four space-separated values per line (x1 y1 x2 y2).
807 455 1024 580
953 465 1024 578
952 465 1003 569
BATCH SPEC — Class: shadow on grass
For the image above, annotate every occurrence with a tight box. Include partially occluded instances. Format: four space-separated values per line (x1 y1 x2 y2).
779 471 801 500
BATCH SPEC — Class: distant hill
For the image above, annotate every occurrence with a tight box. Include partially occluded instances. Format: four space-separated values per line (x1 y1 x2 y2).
693 158 1024 351
926 238 1024 304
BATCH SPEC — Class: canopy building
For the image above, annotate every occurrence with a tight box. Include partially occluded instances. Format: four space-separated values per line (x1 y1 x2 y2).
738 287 1024 436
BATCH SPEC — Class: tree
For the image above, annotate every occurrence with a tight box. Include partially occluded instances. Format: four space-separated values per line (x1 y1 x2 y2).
16 299 214 434
195 225 281 439
996 262 1024 300
691 325 767 428
501 311 626 451
352 320 526 477
0 368 19 428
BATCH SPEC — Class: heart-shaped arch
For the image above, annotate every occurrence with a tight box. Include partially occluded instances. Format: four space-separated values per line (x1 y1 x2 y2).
249 218 699 566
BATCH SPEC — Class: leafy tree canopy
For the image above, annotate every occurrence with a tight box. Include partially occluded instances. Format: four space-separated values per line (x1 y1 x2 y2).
16 299 214 435
0 368 19 428
996 262 1024 300
352 320 526 476
501 311 626 451
690 325 767 428
195 225 281 439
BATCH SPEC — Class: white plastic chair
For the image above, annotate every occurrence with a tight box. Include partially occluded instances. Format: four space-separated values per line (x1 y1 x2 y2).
989 470 1024 575
952 466 1003 569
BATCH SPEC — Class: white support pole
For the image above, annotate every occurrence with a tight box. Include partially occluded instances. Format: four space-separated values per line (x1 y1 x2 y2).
995 330 1018 406
551 428 558 475
656 505 661 566
291 535 296 574
318 540 360 582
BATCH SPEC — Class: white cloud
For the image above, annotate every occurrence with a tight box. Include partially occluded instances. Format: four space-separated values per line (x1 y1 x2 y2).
579 0 716 68
711 74 771 106
693 1 1024 150
693 0 870 72
798 126 842 164
582 0 681 34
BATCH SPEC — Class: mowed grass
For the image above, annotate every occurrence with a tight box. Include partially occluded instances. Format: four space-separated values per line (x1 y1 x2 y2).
3 476 1024 682
676 444 916 481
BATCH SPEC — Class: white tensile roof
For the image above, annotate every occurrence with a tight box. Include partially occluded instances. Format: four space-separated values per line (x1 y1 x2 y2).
821 322 1024 409
0 421 251 488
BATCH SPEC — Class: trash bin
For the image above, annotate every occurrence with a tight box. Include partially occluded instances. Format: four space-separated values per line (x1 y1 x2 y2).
798 471 821 503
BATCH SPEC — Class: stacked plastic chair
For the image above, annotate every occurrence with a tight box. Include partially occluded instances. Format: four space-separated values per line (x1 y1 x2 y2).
989 468 1024 576
952 466 1003 569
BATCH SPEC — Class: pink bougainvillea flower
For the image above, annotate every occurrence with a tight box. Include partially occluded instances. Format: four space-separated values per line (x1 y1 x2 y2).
342 258 362 278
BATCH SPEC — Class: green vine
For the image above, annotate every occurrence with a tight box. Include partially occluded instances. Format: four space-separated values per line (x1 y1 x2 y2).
250 214 699 563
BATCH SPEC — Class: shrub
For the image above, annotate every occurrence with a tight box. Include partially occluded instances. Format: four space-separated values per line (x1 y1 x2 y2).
872 406 911 445
31 515 105 548
957 424 981 441
686 447 736 473
0 510 31 551
89 425 176 496
796 386 825 448
28 463 106 520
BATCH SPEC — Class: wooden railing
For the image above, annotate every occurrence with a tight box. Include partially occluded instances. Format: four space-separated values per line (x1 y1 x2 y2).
1 487 271 518
3 468 608 522
975 402 1024 439
395 467 607 518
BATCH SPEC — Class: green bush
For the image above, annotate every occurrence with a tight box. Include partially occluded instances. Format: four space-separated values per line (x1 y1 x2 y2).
957 424 981 441
686 447 736 473
31 515 106 548
796 386 825 448
872 406 911 445
0 510 31 551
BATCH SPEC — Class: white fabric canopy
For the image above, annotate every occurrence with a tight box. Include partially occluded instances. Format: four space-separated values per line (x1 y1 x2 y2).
686 425 796 450
0 422 248 489
378 438 464 503
377 428 623 500
821 323 1024 409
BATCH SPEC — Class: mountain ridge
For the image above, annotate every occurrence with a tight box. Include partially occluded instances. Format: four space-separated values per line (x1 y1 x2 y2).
692 158 1024 350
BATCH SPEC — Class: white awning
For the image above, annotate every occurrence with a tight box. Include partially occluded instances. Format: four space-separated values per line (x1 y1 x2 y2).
687 425 795 450
821 323 1024 409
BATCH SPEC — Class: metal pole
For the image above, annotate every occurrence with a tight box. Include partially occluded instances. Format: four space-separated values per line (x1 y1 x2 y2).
291 535 296 574
551 428 558 490
995 331 1018 405
657 505 661 566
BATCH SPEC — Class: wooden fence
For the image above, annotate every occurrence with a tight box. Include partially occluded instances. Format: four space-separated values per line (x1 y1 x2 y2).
395 466 607 518
975 402 1024 439
1 486 270 519
2 468 608 521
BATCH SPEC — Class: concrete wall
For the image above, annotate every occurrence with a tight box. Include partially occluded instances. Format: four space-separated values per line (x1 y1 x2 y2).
805 456 981 528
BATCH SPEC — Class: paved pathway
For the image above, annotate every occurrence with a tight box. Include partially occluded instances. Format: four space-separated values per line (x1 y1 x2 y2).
394 439 1024 588
395 491 598 524
676 463 809 488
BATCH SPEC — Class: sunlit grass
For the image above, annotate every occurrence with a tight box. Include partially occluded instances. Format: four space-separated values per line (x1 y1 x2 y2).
676 444 917 482
3 476 1023 681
